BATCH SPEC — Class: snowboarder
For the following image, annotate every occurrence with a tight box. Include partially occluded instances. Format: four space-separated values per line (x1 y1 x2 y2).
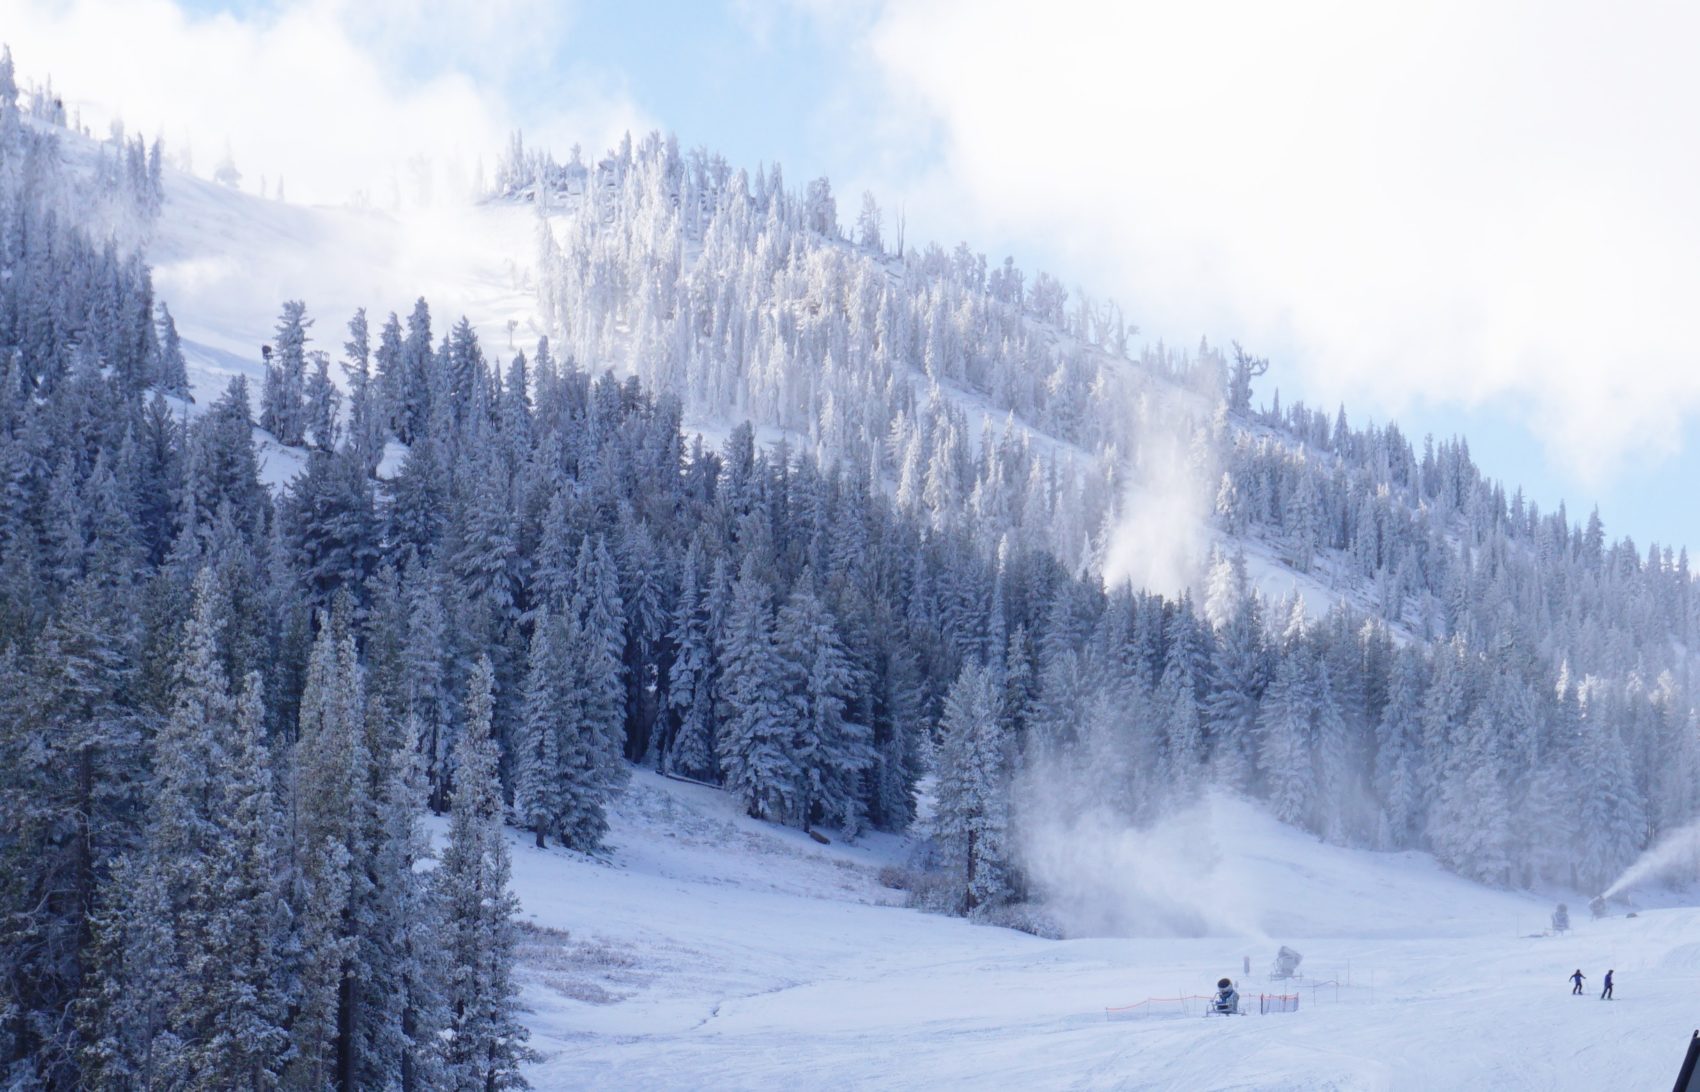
1212 977 1240 1015
1600 970 1613 1000
1570 969 1586 995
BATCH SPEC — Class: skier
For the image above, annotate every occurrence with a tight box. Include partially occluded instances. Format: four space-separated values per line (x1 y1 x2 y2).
1600 970 1613 1000
1212 977 1240 1015
1570 969 1586 995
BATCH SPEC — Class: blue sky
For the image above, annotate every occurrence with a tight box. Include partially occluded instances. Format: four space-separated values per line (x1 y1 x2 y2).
11 0 1700 555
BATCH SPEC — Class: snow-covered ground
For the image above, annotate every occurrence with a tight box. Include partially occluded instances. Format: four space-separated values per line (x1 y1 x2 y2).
497 770 1700 1090
149 168 542 408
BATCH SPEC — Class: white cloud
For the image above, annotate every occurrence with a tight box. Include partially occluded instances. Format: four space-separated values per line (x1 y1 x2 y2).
0 0 647 207
853 0 1700 485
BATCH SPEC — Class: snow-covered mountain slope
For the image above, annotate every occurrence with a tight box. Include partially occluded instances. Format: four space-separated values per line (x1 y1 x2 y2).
497 769 1696 1091
142 139 1393 629
148 168 542 406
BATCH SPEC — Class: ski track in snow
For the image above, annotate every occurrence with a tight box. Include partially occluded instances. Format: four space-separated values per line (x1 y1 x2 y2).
448 768 1700 1091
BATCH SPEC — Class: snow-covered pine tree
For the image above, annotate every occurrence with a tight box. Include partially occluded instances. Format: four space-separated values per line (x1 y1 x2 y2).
286 617 370 1091
155 302 191 397
617 514 669 761
378 702 451 1092
305 350 341 451
341 307 385 472
1203 564 1271 785
438 656 530 1091
0 580 140 1085
930 660 1013 914
777 577 873 834
356 570 450 1089
397 298 434 446
1159 654 1203 794
1257 649 1314 826
404 566 456 811
1575 694 1647 892
1374 646 1426 846
572 534 628 793
76 854 176 1090
279 446 380 612
118 570 244 1086
195 673 289 1089
1310 659 1355 845
513 607 565 847
1430 705 1513 885
260 300 311 447
374 310 406 441
662 537 715 779
716 554 796 822
528 489 577 611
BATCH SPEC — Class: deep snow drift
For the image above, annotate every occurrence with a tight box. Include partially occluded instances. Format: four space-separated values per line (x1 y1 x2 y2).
489 770 1699 1091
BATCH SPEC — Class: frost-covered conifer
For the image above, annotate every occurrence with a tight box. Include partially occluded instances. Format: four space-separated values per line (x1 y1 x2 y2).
513 607 565 847
1257 653 1313 825
777 578 872 833
930 660 1012 913
287 618 369 1090
155 302 190 396
260 300 311 446
573 534 627 790
305 350 341 451
717 555 794 821
438 656 531 1091
196 674 289 1089
663 539 715 779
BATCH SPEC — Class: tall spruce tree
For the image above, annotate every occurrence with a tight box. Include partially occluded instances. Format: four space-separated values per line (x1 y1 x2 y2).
438 656 530 1091
776 578 873 833
716 555 794 821
662 539 715 779
930 660 1013 913
513 608 566 847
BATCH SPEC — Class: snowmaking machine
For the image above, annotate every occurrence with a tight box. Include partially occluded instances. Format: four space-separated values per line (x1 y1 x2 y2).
1208 978 1241 1016
1270 946 1303 980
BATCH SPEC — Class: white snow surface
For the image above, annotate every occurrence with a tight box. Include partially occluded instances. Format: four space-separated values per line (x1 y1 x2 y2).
149 167 543 409
481 768 1698 1091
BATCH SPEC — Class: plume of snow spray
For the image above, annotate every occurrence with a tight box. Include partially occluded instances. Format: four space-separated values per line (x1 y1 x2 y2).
1016 767 1269 939
1100 403 1214 600
1601 817 1700 899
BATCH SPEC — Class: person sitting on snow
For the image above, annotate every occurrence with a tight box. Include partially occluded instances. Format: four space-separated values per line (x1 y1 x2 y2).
1213 978 1240 1014
1570 969 1585 995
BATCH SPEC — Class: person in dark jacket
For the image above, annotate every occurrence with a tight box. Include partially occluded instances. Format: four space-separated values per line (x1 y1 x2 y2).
1600 970 1613 999
1570 969 1586 995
